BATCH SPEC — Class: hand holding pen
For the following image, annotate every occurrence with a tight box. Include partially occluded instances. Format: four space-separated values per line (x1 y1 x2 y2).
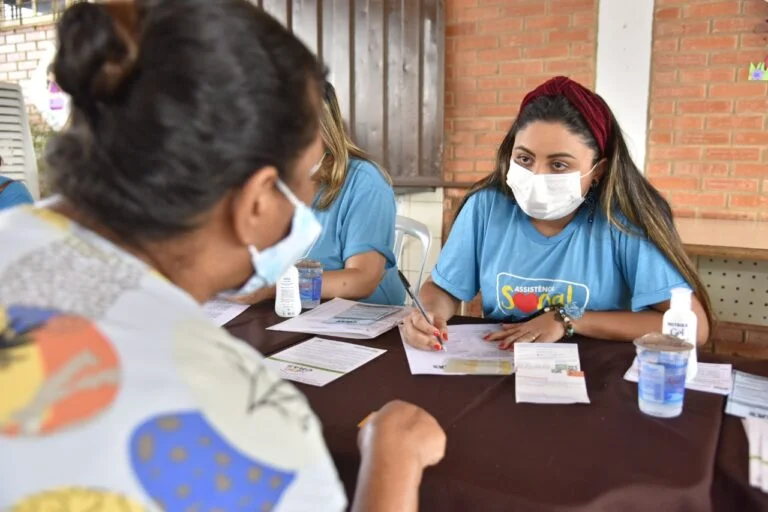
398 271 448 352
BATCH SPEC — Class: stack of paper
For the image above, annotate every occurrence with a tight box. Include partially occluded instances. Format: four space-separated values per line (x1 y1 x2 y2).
399 324 515 376
624 359 733 395
264 337 386 387
202 299 249 326
742 416 768 494
268 298 408 339
514 343 590 404
726 371 768 419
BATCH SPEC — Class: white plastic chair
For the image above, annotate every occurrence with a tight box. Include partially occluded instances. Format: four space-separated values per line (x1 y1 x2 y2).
0 82 39 199
394 215 432 292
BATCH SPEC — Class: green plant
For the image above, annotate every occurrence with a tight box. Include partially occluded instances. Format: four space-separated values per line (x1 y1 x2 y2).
31 123 55 198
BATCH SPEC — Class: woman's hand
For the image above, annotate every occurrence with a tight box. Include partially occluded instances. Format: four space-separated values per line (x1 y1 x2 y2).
226 285 276 306
358 400 446 471
402 309 448 351
484 311 566 350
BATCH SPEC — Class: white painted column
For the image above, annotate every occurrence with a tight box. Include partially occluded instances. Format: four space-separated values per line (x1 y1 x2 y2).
595 0 655 173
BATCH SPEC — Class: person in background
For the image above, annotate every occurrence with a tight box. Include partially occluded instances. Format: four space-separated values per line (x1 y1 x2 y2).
0 2 444 512
403 76 712 351
0 156 34 210
236 81 404 306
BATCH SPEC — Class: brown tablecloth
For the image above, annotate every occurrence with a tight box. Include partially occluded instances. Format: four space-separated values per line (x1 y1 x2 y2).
227 305 753 512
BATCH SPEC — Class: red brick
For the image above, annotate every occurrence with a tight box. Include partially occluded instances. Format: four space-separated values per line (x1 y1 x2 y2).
735 98 768 113
712 18 759 33
654 38 680 52
524 45 570 59
651 116 704 130
455 35 498 51
701 210 758 221
672 208 697 218
445 160 476 175
570 43 596 58
447 22 477 37
703 178 758 192
649 146 702 160
455 145 497 160
730 195 768 208
651 101 675 115
710 83 768 98
705 148 761 161
455 63 498 77
446 50 478 67
654 85 706 98
706 116 764 130
673 163 729 177
455 90 497 105
476 104 520 117
572 12 595 26
476 47 522 62
680 35 738 51
525 15 571 30
743 0 768 15
679 69 736 83
476 159 496 172
477 18 522 35
653 53 708 70
500 32 547 47
655 21 710 37
461 6 501 22
500 61 544 75
501 3 547 17
733 164 768 178
650 176 699 190
671 192 727 207
476 131 506 145
684 2 740 17
446 77 478 92
477 77 522 90
711 51 768 65
678 100 732 114
445 105 476 118
549 28 594 44
656 7 682 19
454 119 494 132
649 131 673 144
647 162 672 176
745 330 768 346
653 71 678 85
676 131 730 145
549 0 596 10
734 132 768 145
545 59 592 74
740 34 768 49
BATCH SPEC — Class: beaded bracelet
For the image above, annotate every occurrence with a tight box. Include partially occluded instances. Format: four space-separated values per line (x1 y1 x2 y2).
543 306 576 338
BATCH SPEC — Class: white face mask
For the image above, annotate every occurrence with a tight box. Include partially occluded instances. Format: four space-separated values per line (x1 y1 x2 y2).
308 153 326 176
506 159 597 221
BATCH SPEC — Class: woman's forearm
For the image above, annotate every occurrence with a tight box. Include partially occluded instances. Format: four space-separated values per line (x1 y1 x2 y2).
572 310 664 342
419 280 459 321
321 268 381 301
351 451 422 512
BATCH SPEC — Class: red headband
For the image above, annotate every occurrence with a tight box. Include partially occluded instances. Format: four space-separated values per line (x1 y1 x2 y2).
519 76 612 154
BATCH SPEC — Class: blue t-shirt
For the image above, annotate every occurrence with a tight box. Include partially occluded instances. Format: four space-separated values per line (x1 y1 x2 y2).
432 188 690 321
308 158 404 306
0 176 34 211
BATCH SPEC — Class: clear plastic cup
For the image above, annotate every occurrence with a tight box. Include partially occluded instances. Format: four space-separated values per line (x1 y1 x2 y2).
296 259 323 309
634 333 694 418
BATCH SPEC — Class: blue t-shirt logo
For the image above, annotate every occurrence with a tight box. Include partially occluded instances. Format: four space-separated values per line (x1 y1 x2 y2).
495 273 590 316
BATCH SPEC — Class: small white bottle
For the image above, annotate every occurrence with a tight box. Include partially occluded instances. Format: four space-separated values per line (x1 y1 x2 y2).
662 287 698 382
274 265 302 318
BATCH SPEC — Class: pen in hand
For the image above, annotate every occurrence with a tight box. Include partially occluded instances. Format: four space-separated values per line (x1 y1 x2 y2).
397 270 445 351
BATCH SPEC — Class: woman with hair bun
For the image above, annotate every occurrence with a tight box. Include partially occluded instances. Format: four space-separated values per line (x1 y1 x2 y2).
0 2 445 511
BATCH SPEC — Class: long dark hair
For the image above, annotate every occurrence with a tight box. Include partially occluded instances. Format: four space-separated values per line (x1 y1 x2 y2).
47 0 323 241
459 94 714 328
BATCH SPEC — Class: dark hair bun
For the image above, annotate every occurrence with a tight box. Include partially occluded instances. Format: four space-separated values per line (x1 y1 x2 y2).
53 1 140 104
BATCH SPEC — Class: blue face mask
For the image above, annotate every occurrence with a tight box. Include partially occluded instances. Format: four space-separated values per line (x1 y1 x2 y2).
223 180 322 297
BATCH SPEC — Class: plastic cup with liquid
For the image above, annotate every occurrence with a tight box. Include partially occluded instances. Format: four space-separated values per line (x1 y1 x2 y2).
296 259 323 309
634 333 693 418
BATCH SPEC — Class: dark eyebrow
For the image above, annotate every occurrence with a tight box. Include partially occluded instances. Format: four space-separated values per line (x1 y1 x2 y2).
513 145 576 160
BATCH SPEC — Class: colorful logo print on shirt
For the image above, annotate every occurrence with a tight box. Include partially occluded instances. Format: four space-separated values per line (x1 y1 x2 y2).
495 273 590 317
12 488 147 512
0 305 120 437
130 411 295 511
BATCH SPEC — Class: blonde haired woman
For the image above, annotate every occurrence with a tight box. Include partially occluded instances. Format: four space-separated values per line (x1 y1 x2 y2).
306 81 404 305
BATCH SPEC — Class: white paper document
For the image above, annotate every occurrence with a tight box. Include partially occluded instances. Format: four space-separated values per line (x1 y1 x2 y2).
263 337 386 387
624 358 733 395
741 416 768 494
514 343 590 404
400 324 515 375
202 299 249 326
268 298 408 339
726 371 768 419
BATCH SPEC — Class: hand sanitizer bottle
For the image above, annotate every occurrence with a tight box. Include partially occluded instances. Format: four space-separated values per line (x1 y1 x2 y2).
662 287 698 382
274 265 302 318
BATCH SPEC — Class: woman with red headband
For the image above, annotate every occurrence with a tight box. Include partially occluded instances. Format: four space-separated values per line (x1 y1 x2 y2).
403 76 712 350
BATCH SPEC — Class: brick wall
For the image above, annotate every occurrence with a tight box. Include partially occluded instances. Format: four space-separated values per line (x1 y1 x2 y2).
647 0 768 221
0 24 56 125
